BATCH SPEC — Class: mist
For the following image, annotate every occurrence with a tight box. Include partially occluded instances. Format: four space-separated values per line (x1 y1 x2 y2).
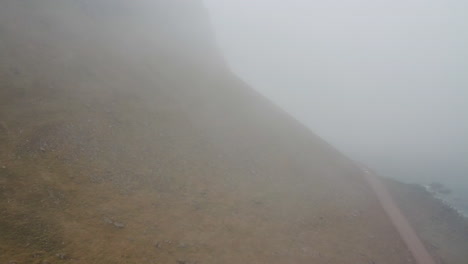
1 1 468 263
204 0 468 207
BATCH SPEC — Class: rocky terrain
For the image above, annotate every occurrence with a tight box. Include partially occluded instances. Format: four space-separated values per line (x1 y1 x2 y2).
0 1 466 263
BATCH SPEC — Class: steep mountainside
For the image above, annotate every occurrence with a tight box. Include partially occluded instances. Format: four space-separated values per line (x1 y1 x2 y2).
0 1 415 263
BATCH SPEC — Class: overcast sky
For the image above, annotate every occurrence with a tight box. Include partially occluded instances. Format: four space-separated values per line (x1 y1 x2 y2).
203 0 468 189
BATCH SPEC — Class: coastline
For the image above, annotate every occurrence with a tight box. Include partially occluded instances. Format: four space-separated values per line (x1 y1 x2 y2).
384 177 468 264
422 184 468 220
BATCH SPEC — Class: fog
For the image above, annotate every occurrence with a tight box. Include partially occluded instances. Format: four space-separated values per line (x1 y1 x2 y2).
1 1 468 262
204 0 468 208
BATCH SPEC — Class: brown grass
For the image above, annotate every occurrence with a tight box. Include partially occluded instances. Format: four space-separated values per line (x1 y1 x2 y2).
0 1 456 263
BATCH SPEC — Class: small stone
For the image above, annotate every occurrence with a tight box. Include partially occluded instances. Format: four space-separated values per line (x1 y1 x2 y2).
113 222 126 228
32 252 44 258
178 242 189 249
56 253 69 260
103 217 113 224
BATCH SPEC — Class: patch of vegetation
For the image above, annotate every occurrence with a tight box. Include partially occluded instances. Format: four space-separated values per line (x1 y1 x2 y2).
0 169 64 252
0 210 62 252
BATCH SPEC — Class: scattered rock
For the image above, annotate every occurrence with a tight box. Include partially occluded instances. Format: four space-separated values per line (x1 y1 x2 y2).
103 216 113 224
178 242 189 249
351 210 360 217
113 221 126 228
31 252 44 258
102 216 125 228
55 253 69 260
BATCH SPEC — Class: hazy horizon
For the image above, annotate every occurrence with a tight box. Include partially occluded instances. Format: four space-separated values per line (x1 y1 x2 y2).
204 0 468 211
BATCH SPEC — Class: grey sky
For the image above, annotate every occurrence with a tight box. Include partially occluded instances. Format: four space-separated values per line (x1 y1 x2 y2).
203 0 468 191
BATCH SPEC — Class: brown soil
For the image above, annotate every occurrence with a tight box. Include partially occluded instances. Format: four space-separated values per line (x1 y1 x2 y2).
1 1 466 264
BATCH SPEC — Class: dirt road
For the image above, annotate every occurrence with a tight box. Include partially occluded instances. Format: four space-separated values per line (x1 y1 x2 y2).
362 168 437 264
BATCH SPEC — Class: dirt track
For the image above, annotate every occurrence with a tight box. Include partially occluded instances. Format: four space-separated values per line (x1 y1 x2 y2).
363 169 437 264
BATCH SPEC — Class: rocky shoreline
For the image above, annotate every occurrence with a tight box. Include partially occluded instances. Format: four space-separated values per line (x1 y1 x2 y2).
422 184 468 220
384 177 468 264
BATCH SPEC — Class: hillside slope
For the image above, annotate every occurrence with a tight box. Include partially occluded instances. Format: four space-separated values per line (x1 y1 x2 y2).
0 1 415 263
